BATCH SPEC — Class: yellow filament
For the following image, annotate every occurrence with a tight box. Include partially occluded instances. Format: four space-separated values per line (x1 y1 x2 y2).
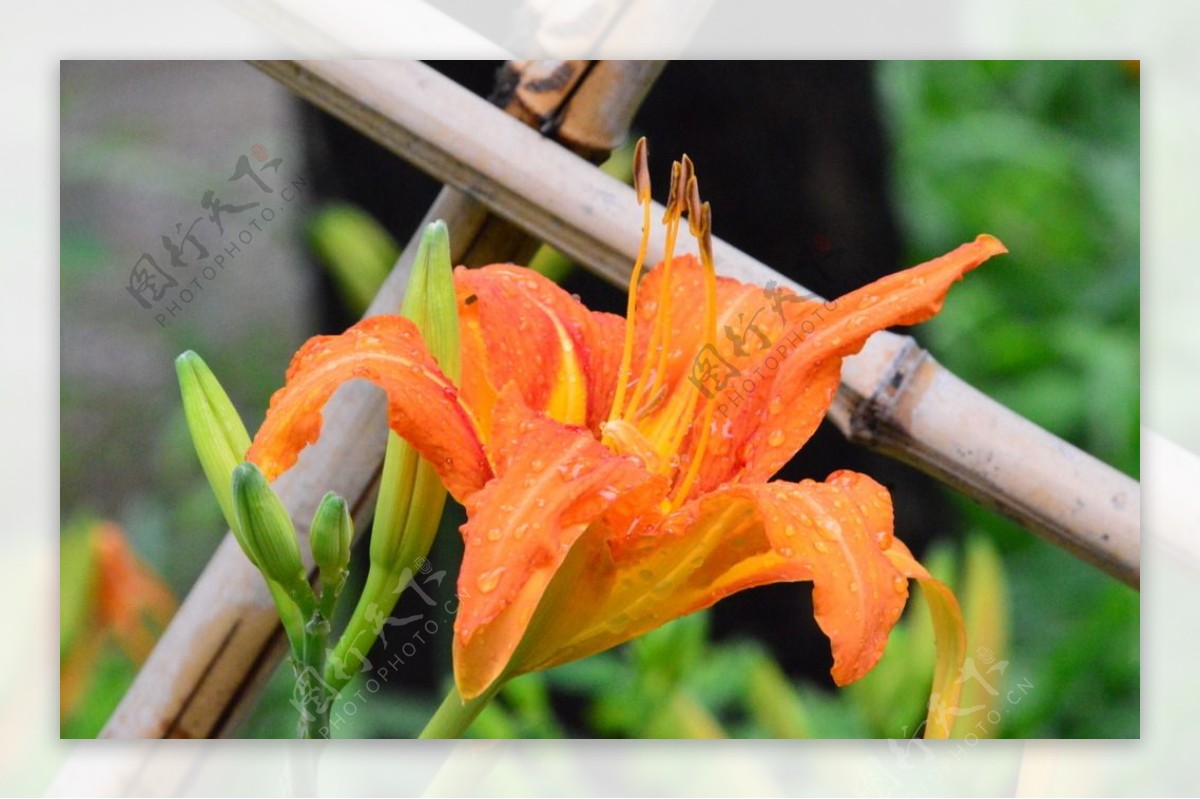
623 205 682 423
670 231 718 507
606 196 653 427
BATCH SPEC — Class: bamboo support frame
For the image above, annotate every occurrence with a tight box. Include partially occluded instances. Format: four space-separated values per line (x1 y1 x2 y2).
101 59 1139 741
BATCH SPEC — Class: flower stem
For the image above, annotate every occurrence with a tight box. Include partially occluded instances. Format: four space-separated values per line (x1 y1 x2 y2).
296 612 332 739
418 682 503 739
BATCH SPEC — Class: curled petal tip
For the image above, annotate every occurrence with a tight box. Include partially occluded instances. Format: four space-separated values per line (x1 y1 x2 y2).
974 233 1008 255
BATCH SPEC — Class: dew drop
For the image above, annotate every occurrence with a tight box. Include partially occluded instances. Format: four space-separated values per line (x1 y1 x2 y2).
784 523 797 537
779 546 794 557
849 581 860 594
768 396 783 416
767 429 786 447
476 567 506 593
817 518 841 541
893 575 907 593
486 527 502 542
514 522 530 540
814 540 831 554
530 458 545 472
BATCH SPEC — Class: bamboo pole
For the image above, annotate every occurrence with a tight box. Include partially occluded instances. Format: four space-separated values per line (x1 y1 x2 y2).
250 60 1139 587
97 59 664 741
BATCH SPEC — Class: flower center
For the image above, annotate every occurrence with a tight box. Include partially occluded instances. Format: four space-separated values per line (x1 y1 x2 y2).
603 140 719 509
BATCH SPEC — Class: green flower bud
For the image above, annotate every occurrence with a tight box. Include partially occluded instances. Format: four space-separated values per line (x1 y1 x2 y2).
310 491 352 586
232 462 310 605
372 219 461 570
330 221 461 688
175 351 252 539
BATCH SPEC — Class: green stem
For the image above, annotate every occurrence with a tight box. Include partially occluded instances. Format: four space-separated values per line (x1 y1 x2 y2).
419 682 503 739
326 566 405 691
297 612 332 739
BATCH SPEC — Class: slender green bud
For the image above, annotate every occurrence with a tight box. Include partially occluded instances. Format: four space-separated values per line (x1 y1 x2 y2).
400 219 461 381
175 351 252 538
232 462 310 606
372 219 461 569
330 220 461 688
310 491 352 585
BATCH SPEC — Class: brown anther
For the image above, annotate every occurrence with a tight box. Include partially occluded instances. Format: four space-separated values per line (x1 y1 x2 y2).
699 202 714 265
676 156 694 210
679 154 694 193
633 137 651 204
686 175 703 237
662 160 682 223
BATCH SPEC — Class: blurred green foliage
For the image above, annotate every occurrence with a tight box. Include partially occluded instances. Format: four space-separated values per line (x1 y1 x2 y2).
876 60 1139 738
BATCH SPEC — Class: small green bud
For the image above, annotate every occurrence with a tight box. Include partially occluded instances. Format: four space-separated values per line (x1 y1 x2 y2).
401 219 460 381
176 351 252 538
232 462 309 604
310 491 352 585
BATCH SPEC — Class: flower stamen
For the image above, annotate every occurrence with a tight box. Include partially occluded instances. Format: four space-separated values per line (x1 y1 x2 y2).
606 137 653 430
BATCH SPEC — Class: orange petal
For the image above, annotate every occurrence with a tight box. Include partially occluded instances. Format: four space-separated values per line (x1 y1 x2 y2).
728 471 908 685
737 235 1007 484
508 490 783 678
456 265 624 436
246 315 491 503
93 522 177 663
885 538 967 740
452 386 663 699
502 470 910 690
615 239 1004 493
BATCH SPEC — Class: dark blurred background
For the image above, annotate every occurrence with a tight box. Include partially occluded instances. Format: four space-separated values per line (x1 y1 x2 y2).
60 60 1139 739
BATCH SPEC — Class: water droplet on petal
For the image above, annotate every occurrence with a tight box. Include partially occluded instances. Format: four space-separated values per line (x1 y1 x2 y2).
514 522 530 540
817 518 841 541
486 527 502 542
814 540 831 554
768 396 783 415
779 546 794 557
476 567 506 594
784 524 797 537
848 581 860 594
767 429 785 447
530 458 545 472
893 575 907 593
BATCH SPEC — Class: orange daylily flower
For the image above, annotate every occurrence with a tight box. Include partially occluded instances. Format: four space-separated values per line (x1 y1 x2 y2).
248 146 1004 737
60 520 177 719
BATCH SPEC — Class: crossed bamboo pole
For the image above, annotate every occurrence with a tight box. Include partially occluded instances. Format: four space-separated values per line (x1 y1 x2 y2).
98 59 1138 744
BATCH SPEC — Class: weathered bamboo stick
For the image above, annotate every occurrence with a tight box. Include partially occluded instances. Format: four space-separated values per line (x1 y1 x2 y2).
250 59 1140 588
97 60 664 741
